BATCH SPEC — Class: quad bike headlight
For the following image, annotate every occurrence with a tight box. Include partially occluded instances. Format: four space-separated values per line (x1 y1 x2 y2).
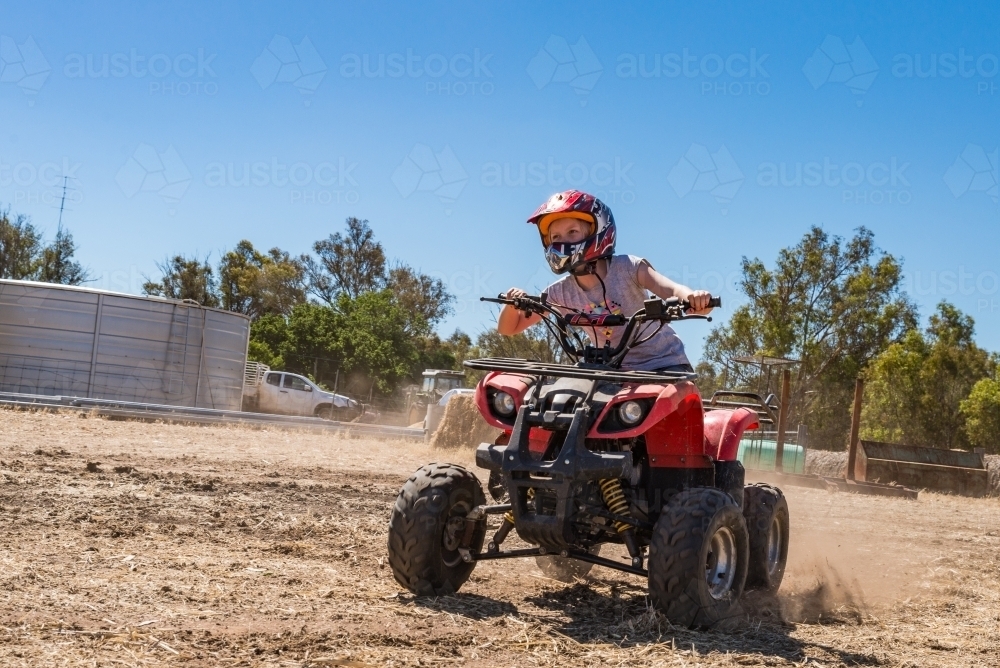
492 391 516 416
618 400 645 426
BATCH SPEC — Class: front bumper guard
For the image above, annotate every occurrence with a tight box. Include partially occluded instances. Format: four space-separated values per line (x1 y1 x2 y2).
476 404 632 551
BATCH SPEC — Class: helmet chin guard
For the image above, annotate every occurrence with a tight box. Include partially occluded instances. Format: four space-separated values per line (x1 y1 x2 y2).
528 190 617 274
544 225 616 274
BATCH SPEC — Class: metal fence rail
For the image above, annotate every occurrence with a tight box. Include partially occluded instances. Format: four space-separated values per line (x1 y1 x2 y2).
0 390 424 440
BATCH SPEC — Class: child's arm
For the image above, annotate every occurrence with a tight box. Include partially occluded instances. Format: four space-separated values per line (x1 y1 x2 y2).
497 287 544 335
636 261 714 314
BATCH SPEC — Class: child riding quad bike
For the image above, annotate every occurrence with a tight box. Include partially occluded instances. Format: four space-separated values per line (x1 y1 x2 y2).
386 291 790 628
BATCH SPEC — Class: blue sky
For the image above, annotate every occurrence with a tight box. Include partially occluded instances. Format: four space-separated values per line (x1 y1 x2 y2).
1 1 997 362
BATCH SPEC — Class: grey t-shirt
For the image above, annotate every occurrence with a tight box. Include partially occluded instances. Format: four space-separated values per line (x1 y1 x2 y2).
544 254 690 371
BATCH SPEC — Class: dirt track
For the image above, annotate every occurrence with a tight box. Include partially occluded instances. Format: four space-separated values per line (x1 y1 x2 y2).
2 408 999 667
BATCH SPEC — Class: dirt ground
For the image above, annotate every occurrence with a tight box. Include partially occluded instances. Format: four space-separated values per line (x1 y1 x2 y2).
1 408 999 667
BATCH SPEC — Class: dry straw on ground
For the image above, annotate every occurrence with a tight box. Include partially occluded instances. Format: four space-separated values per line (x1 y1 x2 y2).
2 407 1000 667
428 393 502 449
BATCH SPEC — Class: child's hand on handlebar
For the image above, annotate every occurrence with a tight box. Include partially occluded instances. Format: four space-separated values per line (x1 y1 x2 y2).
686 290 714 314
497 287 543 336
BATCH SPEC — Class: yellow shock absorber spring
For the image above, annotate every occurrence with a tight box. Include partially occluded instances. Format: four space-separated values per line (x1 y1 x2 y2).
599 478 632 533
503 488 534 524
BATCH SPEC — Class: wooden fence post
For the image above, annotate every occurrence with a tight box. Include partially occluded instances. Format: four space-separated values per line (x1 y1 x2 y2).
774 369 791 473
847 377 864 481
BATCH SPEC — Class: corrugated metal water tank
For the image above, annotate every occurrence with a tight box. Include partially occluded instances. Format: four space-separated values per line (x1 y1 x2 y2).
0 279 250 410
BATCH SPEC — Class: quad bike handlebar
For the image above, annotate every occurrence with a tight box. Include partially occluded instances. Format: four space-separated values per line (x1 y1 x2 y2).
480 293 721 368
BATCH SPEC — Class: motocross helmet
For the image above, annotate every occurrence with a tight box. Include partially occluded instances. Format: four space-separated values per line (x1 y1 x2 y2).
527 190 616 274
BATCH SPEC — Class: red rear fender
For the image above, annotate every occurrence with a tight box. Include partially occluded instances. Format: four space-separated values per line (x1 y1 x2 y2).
703 408 759 461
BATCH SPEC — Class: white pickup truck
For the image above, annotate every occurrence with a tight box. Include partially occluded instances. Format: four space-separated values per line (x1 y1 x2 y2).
242 362 359 420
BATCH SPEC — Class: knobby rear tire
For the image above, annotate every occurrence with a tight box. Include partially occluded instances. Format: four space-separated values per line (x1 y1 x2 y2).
387 463 486 596
743 483 789 592
647 487 749 629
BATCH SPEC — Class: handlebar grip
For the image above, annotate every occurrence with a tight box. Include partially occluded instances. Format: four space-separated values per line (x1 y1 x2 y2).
567 314 627 327
681 295 722 310
668 297 722 311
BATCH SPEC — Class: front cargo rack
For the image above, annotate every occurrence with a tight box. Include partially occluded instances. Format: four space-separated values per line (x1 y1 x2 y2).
463 357 696 384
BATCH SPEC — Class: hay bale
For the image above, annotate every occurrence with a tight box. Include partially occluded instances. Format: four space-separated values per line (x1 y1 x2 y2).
987 455 1000 497
429 394 502 449
805 450 848 477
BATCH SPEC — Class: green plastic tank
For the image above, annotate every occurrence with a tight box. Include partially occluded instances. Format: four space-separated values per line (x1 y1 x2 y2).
737 438 806 474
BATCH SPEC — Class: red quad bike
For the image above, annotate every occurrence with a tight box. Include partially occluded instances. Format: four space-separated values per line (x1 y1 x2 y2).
387 293 790 628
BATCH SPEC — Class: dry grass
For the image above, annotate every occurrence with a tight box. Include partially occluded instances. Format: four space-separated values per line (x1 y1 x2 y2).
1 406 999 666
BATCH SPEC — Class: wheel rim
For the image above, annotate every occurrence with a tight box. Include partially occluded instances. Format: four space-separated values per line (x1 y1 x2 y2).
705 526 737 599
441 505 470 567
766 515 782 576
